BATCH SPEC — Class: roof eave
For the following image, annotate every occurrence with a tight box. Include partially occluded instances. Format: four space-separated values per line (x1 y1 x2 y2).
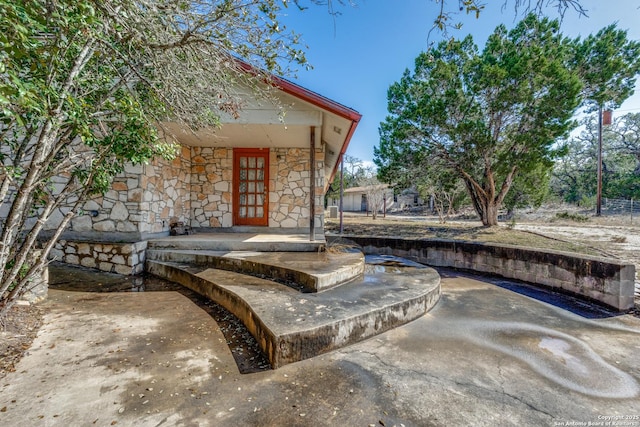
236 60 362 190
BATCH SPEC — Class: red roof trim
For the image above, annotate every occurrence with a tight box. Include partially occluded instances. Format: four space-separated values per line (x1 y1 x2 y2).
273 77 362 122
236 60 362 189
237 61 362 123
278 80 361 188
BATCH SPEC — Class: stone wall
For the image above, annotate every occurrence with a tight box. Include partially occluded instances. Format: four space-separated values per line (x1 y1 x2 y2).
44 144 327 234
270 147 324 228
50 240 148 275
189 147 233 228
67 149 191 238
143 146 191 234
188 147 325 229
340 236 636 311
46 144 327 274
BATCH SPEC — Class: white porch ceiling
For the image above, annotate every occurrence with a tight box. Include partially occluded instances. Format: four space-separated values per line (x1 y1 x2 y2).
160 83 358 190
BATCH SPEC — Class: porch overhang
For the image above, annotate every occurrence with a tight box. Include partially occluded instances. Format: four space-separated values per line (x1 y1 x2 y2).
162 69 361 192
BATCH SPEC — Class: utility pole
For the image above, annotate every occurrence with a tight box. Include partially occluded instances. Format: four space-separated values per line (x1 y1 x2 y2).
596 105 603 216
596 107 613 217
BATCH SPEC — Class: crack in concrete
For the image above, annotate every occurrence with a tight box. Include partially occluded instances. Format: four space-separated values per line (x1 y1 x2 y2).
355 348 555 420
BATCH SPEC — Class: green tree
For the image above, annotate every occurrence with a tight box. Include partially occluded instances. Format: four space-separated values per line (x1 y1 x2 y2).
553 114 640 203
611 113 640 177
415 159 467 223
572 25 640 113
0 0 319 316
375 14 581 226
551 123 598 204
571 24 640 213
502 164 552 216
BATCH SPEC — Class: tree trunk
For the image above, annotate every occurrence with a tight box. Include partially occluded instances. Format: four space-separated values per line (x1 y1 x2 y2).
464 179 500 226
480 201 499 227
460 164 516 227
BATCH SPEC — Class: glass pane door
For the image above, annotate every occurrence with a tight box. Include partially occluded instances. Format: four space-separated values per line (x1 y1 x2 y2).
233 149 269 226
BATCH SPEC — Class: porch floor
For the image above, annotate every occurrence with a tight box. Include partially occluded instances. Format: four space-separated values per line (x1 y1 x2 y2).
147 232 326 252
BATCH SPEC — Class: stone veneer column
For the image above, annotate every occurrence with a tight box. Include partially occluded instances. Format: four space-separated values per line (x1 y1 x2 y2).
271 147 324 228
190 147 233 228
143 146 191 233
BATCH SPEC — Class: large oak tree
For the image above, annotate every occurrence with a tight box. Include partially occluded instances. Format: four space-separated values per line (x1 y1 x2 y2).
375 14 582 226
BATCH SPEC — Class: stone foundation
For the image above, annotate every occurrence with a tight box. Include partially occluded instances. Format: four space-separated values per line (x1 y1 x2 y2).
50 240 148 275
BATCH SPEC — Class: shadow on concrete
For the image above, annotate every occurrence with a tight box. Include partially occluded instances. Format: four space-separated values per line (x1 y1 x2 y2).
436 267 626 319
49 262 271 374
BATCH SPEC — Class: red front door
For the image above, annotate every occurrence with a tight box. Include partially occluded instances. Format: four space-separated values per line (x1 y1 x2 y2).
233 148 269 226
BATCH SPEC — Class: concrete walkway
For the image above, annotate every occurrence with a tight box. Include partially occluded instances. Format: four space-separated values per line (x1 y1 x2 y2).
1 271 639 426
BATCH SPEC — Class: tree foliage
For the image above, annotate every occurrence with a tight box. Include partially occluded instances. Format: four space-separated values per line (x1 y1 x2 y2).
552 114 640 203
415 158 468 223
502 162 551 215
612 113 640 176
571 25 640 112
430 0 585 36
375 14 581 226
0 0 318 315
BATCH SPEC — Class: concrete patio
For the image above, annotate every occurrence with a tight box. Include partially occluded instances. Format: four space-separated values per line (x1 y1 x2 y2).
145 249 440 367
1 266 638 426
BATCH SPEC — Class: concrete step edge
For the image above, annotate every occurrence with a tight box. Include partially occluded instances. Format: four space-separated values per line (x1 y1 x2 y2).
145 259 440 368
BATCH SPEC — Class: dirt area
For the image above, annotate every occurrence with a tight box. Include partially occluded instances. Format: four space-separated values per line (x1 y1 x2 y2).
513 222 640 268
325 213 608 256
327 208 640 261
0 304 43 378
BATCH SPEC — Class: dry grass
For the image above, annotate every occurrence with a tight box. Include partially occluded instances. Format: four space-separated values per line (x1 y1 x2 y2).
325 215 605 257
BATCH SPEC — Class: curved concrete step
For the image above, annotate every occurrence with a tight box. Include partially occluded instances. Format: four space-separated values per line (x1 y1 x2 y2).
147 233 325 252
146 249 365 292
146 257 441 368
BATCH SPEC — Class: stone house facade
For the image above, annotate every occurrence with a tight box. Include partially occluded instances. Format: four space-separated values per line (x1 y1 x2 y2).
49 77 361 274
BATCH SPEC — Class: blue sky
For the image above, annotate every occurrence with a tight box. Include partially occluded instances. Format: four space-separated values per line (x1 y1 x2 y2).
279 0 640 165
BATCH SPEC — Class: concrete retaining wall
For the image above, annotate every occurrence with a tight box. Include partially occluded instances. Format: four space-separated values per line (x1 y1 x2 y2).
340 236 635 311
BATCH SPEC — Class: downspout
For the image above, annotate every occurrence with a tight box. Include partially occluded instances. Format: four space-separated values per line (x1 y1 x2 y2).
339 153 344 235
310 126 316 241
596 104 603 216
